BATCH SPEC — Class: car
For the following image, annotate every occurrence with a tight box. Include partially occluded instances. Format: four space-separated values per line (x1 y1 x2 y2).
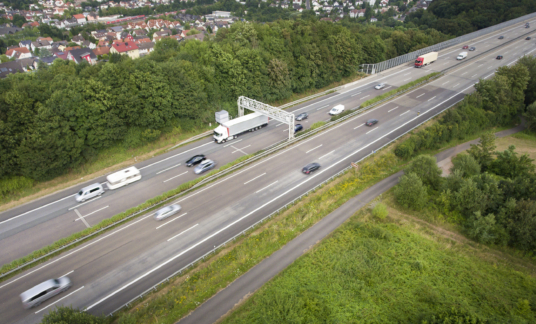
295 112 308 121
469 47 476 51
374 83 386 90
154 204 182 221
294 124 303 133
194 159 216 174
20 277 72 309
526 37 532 40
496 55 503 60
526 25 530 28
462 45 469 49
186 154 205 167
329 104 345 115
365 119 379 126
302 163 320 174
498 36 504 39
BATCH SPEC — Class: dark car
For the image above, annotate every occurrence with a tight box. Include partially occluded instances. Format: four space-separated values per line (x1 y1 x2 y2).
496 55 503 60
296 112 308 121
186 154 205 167
526 37 532 40
294 124 303 133
526 24 530 28
469 47 476 51
498 36 504 39
462 45 469 49
302 163 320 174
365 119 379 126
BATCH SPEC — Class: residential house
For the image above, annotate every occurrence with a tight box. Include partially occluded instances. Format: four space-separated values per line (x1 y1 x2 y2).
110 41 139 59
183 33 204 41
31 39 52 51
67 48 97 64
92 46 110 56
73 13 86 25
0 26 22 37
39 56 59 65
53 51 68 60
152 30 170 42
71 35 85 45
0 60 25 78
5 47 32 59
19 40 33 50
133 29 147 36
349 8 365 18
370 16 377 22
82 40 96 49
87 13 99 22
136 41 154 55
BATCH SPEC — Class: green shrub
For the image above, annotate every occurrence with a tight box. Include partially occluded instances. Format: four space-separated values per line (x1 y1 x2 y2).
394 172 428 210
330 109 354 121
372 203 388 219
41 306 108 324
0 176 34 197
310 121 326 130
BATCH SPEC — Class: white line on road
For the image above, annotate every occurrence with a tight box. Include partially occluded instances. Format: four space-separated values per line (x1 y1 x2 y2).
366 127 378 134
318 150 335 160
360 95 370 100
484 73 495 79
244 173 266 185
403 78 411 81
60 270 74 278
388 106 399 112
383 86 392 91
156 213 187 229
276 123 284 127
231 145 250 154
427 96 436 102
0 194 77 225
487 66 493 69
163 171 188 183
140 142 213 170
306 144 323 154
68 196 102 210
403 72 411 76
416 93 425 98
477 64 483 68
471 74 478 78
354 124 364 130
317 105 329 110
74 209 90 228
74 206 109 222
441 81 450 86
35 286 85 314
256 181 279 194
156 163 181 175
223 139 242 147
453 83 460 88
400 110 410 116
167 224 199 242
351 92 362 97
461 72 468 75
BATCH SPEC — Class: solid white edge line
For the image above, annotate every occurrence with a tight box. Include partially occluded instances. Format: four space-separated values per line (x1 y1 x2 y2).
86 83 471 311
35 286 85 314
0 194 77 225
244 173 267 185
318 150 335 160
60 270 74 278
256 181 279 194
167 224 199 242
139 142 213 170
223 139 242 147
163 171 188 183
68 196 102 210
306 144 323 154
366 127 379 134
156 163 182 175
156 213 188 230
427 96 436 102
416 93 425 98
74 206 110 222
400 110 410 116
354 124 364 130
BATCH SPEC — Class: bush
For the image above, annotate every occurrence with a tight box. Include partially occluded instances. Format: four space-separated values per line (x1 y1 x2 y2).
405 155 443 190
310 121 326 130
330 109 354 122
0 176 34 197
450 154 481 178
41 306 108 324
394 172 428 210
372 203 388 219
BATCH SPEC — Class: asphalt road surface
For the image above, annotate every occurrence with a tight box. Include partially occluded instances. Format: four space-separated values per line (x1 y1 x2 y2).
0 17 535 324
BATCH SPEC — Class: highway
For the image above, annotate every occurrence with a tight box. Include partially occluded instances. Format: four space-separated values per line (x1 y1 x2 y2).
0 17 535 324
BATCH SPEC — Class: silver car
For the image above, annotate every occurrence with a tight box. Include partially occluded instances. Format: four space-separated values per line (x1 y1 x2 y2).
20 277 71 309
154 204 182 221
374 83 386 90
194 159 216 174
296 112 308 121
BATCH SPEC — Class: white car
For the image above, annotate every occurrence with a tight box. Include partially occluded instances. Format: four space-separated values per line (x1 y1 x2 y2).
194 159 216 174
374 83 386 90
154 204 182 221
329 104 345 115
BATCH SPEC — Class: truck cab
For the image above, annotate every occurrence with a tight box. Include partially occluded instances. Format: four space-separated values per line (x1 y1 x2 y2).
213 125 229 143
457 52 468 60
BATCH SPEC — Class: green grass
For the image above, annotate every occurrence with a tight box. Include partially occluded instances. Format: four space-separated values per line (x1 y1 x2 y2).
223 206 536 324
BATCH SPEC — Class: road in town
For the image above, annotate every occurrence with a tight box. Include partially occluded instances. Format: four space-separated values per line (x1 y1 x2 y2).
0 17 535 324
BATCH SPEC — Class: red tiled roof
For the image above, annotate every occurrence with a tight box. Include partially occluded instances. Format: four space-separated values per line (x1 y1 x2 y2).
73 14 85 19
112 42 139 53
5 47 30 56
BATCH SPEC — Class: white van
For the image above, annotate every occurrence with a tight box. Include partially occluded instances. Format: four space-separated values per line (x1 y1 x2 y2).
20 277 71 309
329 105 345 115
106 166 142 190
75 183 104 202
457 52 468 60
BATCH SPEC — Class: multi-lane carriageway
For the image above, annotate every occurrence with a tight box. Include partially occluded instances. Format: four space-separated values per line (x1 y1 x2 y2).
1 17 536 324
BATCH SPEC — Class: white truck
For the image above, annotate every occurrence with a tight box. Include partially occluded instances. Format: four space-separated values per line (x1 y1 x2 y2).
457 52 468 60
213 112 269 143
414 52 438 67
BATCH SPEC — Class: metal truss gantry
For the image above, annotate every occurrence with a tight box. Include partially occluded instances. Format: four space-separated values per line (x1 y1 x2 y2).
237 96 295 140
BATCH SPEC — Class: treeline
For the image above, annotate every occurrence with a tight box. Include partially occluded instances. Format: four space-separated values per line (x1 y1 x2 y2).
394 57 536 253
406 0 536 36
0 19 450 185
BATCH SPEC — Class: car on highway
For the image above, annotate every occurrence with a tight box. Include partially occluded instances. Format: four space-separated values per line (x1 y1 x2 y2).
294 124 303 133
469 47 476 51
75 183 104 202
296 112 308 121
526 24 530 28
462 45 469 49
496 55 503 60
154 204 182 221
194 159 216 174
302 163 321 175
186 154 206 167
374 83 386 90
526 37 532 40
329 104 345 115
365 119 379 126
498 36 504 39
20 277 71 309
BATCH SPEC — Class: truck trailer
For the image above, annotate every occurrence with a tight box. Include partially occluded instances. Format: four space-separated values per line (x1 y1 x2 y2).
213 113 269 143
415 52 438 67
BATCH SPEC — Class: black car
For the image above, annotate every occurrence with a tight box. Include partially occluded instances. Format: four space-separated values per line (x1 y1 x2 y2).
302 163 320 174
296 112 309 121
496 55 503 60
526 37 532 40
498 36 504 39
186 154 205 167
469 47 476 51
294 124 303 133
365 119 379 126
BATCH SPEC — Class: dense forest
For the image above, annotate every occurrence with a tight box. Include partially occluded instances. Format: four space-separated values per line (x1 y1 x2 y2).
0 19 451 186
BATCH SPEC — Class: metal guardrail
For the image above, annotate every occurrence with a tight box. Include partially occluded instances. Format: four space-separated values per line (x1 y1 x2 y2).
109 78 469 317
361 11 536 74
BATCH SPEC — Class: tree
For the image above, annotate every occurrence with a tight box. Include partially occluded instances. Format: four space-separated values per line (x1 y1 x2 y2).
517 56 536 106
524 101 536 132
42 306 107 324
394 172 428 210
405 155 443 189
467 131 496 172
450 154 480 178
451 179 487 218
506 199 536 251
490 145 535 179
